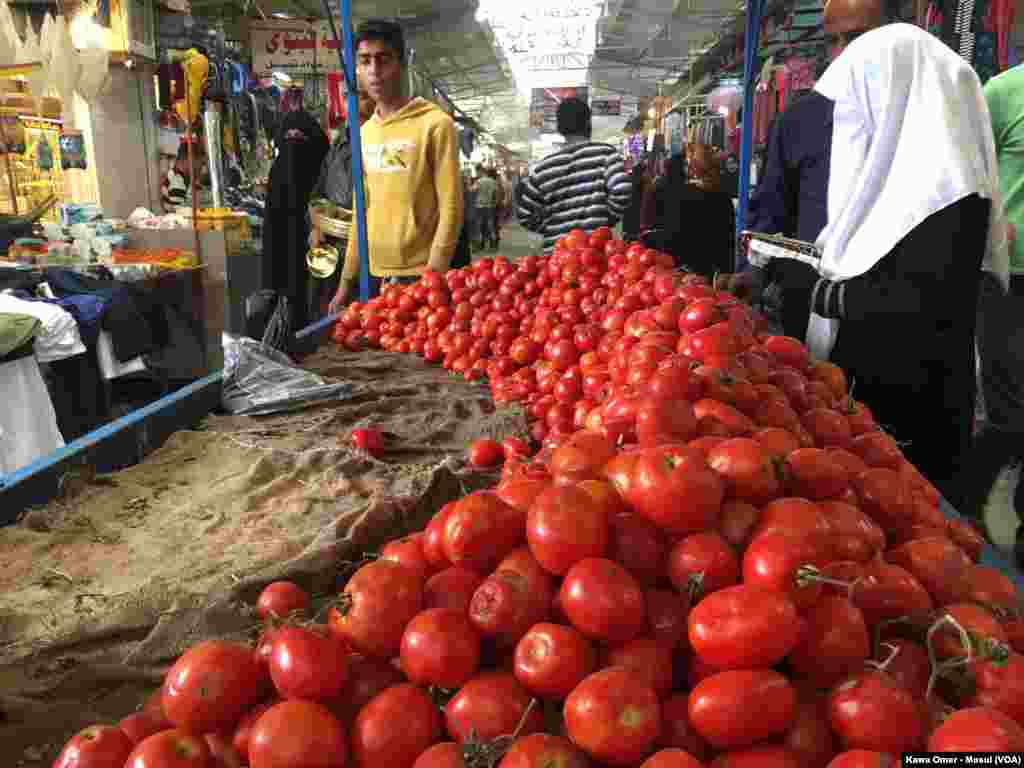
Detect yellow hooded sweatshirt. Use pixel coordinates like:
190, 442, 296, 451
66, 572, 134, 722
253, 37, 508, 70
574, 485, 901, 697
343, 98, 464, 280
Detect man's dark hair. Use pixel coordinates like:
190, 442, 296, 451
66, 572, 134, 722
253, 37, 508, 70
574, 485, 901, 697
355, 19, 406, 63
556, 98, 592, 138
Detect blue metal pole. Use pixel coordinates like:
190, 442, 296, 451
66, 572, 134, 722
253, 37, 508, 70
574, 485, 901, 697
334, 0, 371, 302
735, 0, 764, 270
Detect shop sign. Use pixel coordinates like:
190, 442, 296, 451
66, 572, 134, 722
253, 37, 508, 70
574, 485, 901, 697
529, 86, 589, 134
591, 98, 621, 116
251, 21, 321, 75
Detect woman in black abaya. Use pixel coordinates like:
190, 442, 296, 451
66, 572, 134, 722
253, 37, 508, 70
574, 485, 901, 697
262, 107, 329, 334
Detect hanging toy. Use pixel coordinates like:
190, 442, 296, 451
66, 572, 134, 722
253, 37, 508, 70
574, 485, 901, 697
60, 130, 87, 171
172, 48, 210, 126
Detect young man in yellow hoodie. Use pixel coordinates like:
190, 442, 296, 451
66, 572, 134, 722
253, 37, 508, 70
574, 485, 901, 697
329, 20, 464, 312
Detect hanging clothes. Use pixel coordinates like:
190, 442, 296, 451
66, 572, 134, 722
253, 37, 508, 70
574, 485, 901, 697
262, 110, 329, 333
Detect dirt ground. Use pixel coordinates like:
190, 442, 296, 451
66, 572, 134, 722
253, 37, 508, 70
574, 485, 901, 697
0, 345, 527, 765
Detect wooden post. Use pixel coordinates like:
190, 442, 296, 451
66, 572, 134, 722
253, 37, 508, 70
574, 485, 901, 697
0, 115, 20, 214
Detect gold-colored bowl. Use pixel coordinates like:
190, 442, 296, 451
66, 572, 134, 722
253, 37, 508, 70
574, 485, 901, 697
306, 244, 340, 279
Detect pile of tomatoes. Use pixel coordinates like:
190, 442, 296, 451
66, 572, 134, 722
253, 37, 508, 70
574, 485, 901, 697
55, 229, 1024, 768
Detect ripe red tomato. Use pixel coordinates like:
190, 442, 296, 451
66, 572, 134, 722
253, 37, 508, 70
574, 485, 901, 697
502, 437, 533, 461
500, 734, 589, 768
607, 511, 668, 587
934, 706, 1024, 753
380, 534, 433, 582
352, 684, 441, 768
657, 693, 711, 760
824, 751, 895, 768
445, 673, 544, 743
125, 730, 211, 768
886, 536, 972, 606
560, 557, 646, 645
351, 427, 385, 457
668, 532, 740, 594
604, 636, 675, 696
829, 670, 925, 753
469, 438, 504, 468
973, 652, 1024, 725
269, 626, 350, 702
469, 568, 550, 647
709, 744, 803, 768
716, 499, 761, 550
256, 581, 310, 621
787, 596, 870, 689
706, 438, 781, 504
628, 446, 725, 535
640, 750, 705, 768
401, 608, 480, 689
634, 396, 698, 447
741, 531, 826, 610
526, 484, 609, 575
564, 666, 661, 766
232, 702, 277, 764
55, 725, 135, 768
514, 622, 596, 699
442, 492, 524, 572
687, 585, 802, 669
689, 668, 797, 750
249, 701, 347, 768
422, 504, 455, 568
782, 688, 838, 768
424, 566, 485, 614
328, 559, 424, 659
119, 710, 171, 747
162, 641, 268, 734
412, 743, 464, 768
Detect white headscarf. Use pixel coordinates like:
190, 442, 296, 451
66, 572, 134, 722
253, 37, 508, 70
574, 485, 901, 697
804, 24, 1009, 359
812, 23, 1009, 286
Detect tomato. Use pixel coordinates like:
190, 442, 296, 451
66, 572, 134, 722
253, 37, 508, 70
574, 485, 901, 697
709, 745, 802, 768
946, 517, 986, 562
688, 585, 802, 670
351, 427, 385, 457
353, 684, 441, 768
706, 438, 782, 504
257, 581, 310, 621
849, 432, 901, 469
564, 666, 661, 766
752, 427, 801, 459
400, 608, 480, 689
933, 603, 1008, 660
469, 568, 550, 647
604, 636, 675, 696
248, 701, 347, 768
829, 671, 925, 753
973, 653, 1024, 727
496, 479, 549, 514
754, 497, 833, 562
669, 532, 740, 594
689, 668, 797, 749
820, 501, 885, 562
635, 396, 698, 447
269, 627, 349, 702
119, 710, 172, 747
205, 732, 242, 768
125, 731, 211, 768
640, 750, 705, 768
55, 725, 135, 768
381, 534, 433, 582
230, 702, 279, 763
469, 438, 504, 468
784, 688, 838, 768
423, 504, 455, 568
608, 511, 669, 587
928, 707, 1024, 752
500, 734, 589, 768
424, 567, 485, 614
560, 558, 646, 645
514, 622, 597, 699
163, 641, 269, 734
787, 596, 870, 689
443, 492, 524, 572
717, 500, 761, 550
762, 335, 810, 370
329, 560, 424, 659
526, 484, 609, 575
657, 694, 711, 760
693, 399, 755, 436
847, 559, 934, 626
886, 536, 972, 606
412, 743, 464, 768
824, 751, 895, 768
497, 547, 557, 597
503, 437, 533, 461
628, 446, 725, 535
446, 673, 544, 743
785, 448, 850, 500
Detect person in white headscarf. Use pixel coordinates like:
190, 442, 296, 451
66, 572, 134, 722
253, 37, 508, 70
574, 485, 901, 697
782, 24, 1008, 510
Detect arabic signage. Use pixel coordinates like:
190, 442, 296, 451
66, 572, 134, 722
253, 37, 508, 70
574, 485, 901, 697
529, 87, 589, 134
591, 98, 621, 116
250, 21, 345, 76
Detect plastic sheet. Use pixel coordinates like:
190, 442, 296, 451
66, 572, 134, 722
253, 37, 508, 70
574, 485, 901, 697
221, 332, 354, 416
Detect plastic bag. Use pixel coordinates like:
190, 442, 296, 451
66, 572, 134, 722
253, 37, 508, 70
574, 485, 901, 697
221, 332, 355, 416
76, 47, 111, 103
0, 0, 23, 68
48, 17, 80, 123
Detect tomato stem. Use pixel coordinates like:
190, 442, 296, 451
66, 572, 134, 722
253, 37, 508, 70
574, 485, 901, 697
864, 642, 902, 673
794, 565, 855, 596
685, 572, 705, 607
923, 612, 1011, 700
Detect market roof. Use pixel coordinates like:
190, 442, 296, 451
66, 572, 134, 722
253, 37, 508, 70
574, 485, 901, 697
187, 0, 519, 136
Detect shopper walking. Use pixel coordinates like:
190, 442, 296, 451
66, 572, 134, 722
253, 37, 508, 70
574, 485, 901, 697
263, 107, 329, 333
754, 24, 1007, 510
475, 167, 498, 250
962, 61, 1024, 562
651, 147, 734, 279
517, 98, 632, 253
329, 19, 463, 312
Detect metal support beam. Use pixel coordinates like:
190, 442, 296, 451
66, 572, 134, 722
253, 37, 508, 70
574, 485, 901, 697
735, 0, 763, 269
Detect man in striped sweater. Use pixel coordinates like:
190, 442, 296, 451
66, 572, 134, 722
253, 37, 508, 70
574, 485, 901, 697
518, 98, 633, 252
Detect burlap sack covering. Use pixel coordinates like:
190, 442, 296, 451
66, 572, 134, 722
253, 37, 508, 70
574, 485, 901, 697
0, 347, 526, 765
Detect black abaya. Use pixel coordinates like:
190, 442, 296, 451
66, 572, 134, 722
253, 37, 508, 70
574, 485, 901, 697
262, 110, 329, 333
825, 195, 990, 510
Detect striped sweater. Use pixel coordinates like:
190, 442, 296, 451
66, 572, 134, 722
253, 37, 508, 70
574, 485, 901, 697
517, 140, 633, 252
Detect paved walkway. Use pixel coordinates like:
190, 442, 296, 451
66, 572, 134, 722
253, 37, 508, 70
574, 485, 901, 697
472, 222, 542, 262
